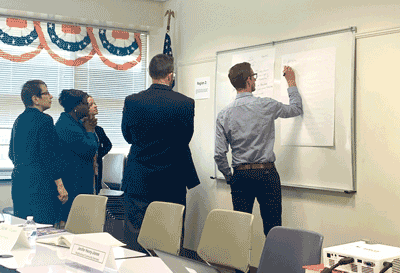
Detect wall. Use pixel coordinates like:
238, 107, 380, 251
0, 0, 163, 31
152, 0, 400, 268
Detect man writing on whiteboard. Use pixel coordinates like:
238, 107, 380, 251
214, 62, 302, 236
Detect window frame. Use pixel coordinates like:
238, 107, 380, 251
0, 16, 149, 179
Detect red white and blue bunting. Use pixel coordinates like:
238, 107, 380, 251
0, 17, 142, 70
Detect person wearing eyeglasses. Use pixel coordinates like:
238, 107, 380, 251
214, 63, 303, 237
121, 54, 200, 252
9, 80, 68, 225
55, 89, 98, 226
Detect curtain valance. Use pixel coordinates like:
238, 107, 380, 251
0, 17, 142, 70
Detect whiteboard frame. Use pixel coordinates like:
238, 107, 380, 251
214, 27, 356, 193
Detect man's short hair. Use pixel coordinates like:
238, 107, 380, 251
21, 80, 47, 108
228, 62, 252, 90
59, 89, 88, 113
149, 54, 174, 80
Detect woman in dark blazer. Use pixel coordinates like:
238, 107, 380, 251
9, 80, 68, 224
87, 95, 112, 194
55, 89, 98, 223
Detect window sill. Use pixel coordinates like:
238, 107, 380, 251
0, 179, 11, 184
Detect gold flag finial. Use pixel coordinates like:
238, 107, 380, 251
164, 9, 175, 33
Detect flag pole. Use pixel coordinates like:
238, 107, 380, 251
163, 10, 175, 56
164, 10, 175, 33
163, 9, 175, 87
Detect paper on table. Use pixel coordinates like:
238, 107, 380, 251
37, 232, 125, 248
37, 234, 74, 248
14, 223, 53, 228
37, 227, 67, 237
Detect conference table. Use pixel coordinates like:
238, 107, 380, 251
0, 214, 220, 273
154, 250, 220, 273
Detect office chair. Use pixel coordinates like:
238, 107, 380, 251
99, 189, 125, 221
137, 201, 185, 256
197, 209, 254, 273
101, 153, 126, 190
257, 226, 324, 273
99, 153, 126, 221
65, 194, 108, 234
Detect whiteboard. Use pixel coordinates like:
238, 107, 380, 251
214, 28, 356, 192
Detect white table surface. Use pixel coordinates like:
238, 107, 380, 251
0, 215, 153, 272
2, 214, 25, 225
154, 249, 220, 273
17, 257, 173, 273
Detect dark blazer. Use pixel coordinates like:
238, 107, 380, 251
94, 125, 112, 194
121, 84, 200, 204
55, 112, 98, 220
9, 108, 61, 224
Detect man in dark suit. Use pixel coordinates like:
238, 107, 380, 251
121, 54, 200, 252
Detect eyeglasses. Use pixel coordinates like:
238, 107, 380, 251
41, 91, 50, 96
249, 73, 257, 80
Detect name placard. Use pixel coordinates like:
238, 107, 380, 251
0, 224, 30, 252
68, 236, 117, 271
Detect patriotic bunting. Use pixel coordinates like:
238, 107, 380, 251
0, 17, 43, 62
0, 17, 142, 70
35, 21, 96, 66
89, 29, 142, 70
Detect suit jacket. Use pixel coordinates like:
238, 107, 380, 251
55, 112, 98, 220
9, 108, 61, 223
121, 84, 200, 203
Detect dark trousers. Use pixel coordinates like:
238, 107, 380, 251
123, 194, 186, 253
230, 166, 282, 237
123, 196, 149, 253
94, 175, 101, 195
94, 161, 103, 195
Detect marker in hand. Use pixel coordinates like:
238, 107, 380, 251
283, 65, 288, 76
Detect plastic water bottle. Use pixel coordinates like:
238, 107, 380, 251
23, 216, 37, 247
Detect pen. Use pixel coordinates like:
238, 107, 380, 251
0, 255, 13, 258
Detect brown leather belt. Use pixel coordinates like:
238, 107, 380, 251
235, 162, 275, 171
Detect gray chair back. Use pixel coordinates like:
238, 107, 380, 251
257, 226, 323, 273
102, 153, 126, 190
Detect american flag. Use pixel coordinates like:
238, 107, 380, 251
163, 33, 173, 56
